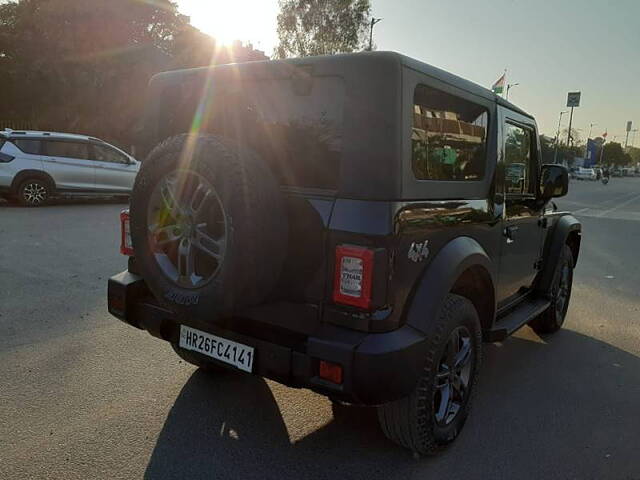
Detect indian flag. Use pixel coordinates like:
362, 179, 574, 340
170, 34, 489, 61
491, 73, 506, 95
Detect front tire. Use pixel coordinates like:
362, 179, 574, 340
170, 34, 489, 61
530, 245, 574, 334
377, 294, 482, 455
17, 178, 50, 206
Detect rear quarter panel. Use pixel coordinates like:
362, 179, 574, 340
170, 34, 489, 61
0, 142, 45, 189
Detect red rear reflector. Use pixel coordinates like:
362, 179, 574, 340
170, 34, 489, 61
120, 210, 134, 256
333, 245, 374, 309
319, 360, 343, 384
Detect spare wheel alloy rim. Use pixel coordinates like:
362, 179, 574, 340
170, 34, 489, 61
147, 169, 227, 289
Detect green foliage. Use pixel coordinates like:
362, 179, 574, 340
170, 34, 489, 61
602, 142, 632, 167
274, 0, 371, 58
627, 146, 640, 164
0, 0, 267, 151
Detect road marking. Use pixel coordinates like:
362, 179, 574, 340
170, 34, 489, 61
596, 193, 640, 218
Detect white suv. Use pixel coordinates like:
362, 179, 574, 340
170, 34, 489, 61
0, 129, 140, 206
574, 167, 597, 181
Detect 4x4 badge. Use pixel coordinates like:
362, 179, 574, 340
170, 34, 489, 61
408, 241, 429, 263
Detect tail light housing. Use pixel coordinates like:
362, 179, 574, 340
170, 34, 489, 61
120, 209, 134, 256
318, 360, 343, 384
333, 245, 374, 309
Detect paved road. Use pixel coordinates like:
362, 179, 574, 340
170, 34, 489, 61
1, 180, 639, 480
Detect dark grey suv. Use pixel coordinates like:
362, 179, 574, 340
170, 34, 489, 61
108, 52, 581, 454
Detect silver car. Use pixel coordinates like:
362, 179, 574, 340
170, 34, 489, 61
0, 129, 139, 206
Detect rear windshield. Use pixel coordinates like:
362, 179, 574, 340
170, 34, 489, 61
160, 73, 345, 190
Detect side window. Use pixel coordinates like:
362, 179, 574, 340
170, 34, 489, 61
412, 85, 488, 181
13, 139, 43, 155
504, 123, 535, 195
45, 141, 89, 160
91, 144, 129, 164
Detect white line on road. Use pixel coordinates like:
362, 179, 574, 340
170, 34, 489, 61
596, 193, 640, 218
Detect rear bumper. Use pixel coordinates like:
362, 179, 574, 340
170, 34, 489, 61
108, 270, 428, 405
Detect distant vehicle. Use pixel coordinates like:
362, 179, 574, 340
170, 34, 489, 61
574, 167, 597, 181
0, 129, 139, 206
594, 167, 602, 180
108, 52, 581, 455
568, 167, 578, 179
612, 168, 623, 177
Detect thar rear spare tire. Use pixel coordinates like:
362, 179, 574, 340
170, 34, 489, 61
129, 134, 288, 320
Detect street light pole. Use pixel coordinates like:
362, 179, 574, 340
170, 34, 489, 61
583, 123, 597, 160
506, 83, 519, 101
368, 18, 382, 51
599, 138, 606, 165
553, 110, 567, 164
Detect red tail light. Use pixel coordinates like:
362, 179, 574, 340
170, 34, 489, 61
318, 360, 343, 384
333, 245, 374, 309
120, 209, 134, 256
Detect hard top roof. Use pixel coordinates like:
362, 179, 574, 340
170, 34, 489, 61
167, 51, 533, 119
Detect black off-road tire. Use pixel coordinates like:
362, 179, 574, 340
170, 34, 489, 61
17, 178, 51, 207
129, 134, 287, 320
530, 245, 574, 335
171, 344, 227, 373
377, 294, 482, 455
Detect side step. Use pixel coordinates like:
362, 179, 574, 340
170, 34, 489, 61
485, 297, 551, 342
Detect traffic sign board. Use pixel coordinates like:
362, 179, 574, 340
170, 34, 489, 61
567, 92, 581, 107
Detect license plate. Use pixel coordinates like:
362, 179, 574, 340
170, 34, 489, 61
179, 325, 254, 373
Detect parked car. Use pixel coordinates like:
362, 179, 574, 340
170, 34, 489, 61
0, 129, 139, 206
568, 167, 578, 179
574, 167, 597, 181
108, 52, 581, 455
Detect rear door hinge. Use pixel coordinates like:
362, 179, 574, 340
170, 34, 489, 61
538, 217, 548, 228
534, 259, 543, 270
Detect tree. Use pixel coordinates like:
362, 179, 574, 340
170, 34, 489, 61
0, 0, 267, 151
602, 142, 632, 167
627, 146, 640, 165
560, 127, 583, 148
274, 0, 371, 58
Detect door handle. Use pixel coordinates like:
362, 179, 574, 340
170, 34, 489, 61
503, 225, 519, 244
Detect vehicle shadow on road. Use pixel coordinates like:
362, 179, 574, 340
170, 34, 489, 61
145, 328, 640, 480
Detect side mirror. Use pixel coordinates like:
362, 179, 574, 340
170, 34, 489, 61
540, 164, 568, 200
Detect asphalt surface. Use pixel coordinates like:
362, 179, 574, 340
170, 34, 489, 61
1, 180, 639, 480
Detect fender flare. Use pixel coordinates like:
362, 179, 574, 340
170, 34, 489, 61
536, 214, 581, 295
10, 170, 56, 194
405, 236, 496, 336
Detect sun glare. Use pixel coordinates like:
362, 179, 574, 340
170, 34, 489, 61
178, 0, 278, 52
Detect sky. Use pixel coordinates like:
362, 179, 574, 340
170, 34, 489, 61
176, 0, 640, 142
